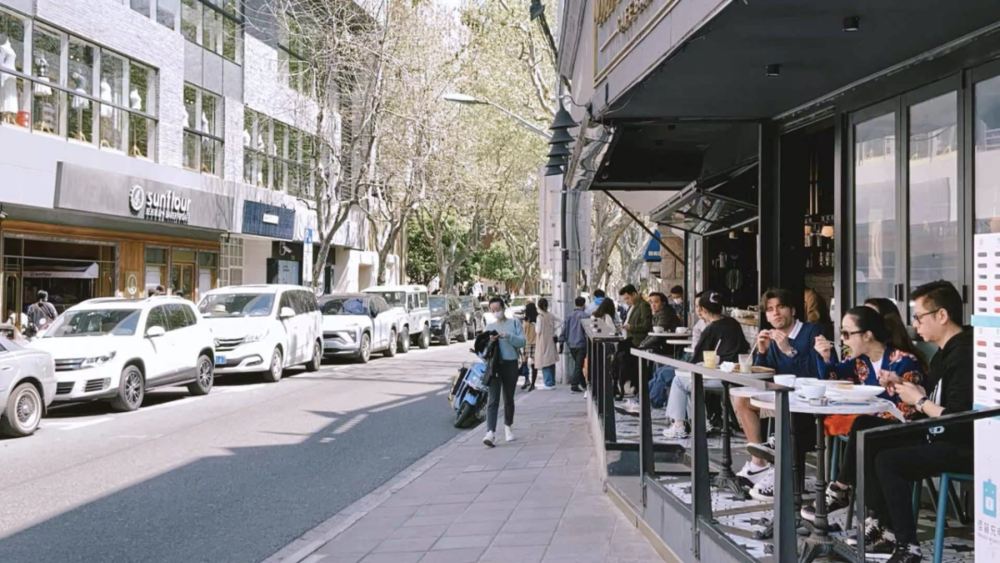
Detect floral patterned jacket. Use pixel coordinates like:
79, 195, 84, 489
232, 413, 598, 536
816, 347, 925, 420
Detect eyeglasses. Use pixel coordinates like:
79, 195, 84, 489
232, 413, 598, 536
912, 309, 941, 324
840, 330, 863, 339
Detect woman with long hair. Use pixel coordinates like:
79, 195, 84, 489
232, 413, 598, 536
520, 302, 539, 390
864, 297, 929, 372
804, 306, 926, 522
592, 296, 618, 328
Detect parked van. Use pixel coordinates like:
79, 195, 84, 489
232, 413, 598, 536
197, 285, 323, 382
362, 285, 431, 351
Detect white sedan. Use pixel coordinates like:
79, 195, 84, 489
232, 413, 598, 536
0, 334, 56, 437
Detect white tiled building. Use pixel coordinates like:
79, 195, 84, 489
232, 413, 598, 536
0, 0, 391, 320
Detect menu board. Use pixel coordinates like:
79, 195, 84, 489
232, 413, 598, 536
973, 233, 1000, 560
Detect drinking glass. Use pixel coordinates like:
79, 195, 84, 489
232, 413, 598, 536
738, 354, 752, 374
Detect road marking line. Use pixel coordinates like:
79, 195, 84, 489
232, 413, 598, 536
332, 413, 367, 434
41, 417, 113, 431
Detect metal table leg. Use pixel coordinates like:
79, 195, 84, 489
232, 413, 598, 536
712, 381, 746, 497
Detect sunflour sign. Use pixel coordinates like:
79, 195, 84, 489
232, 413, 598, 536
128, 185, 192, 224
54, 162, 234, 232
594, 0, 683, 83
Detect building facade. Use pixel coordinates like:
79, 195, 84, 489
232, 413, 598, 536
0, 0, 391, 322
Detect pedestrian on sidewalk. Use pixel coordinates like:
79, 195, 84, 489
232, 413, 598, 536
584, 289, 605, 315
483, 296, 526, 448
521, 302, 539, 390
559, 296, 589, 393
534, 297, 559, 390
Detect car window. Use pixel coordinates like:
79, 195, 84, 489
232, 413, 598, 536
183, 305, 197, 326
166, 304, 191, 330
320, 297, 368, 315
300, 291, 318, 313
368, 298, 379, 316
375, 296, 391, 314
146, 306, 168, 331
279, 291, 293, 315
419, 293, 428, 308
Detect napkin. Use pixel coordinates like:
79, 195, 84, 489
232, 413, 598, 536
719, 362, 736, 373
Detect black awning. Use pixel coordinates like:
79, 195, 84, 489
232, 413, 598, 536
649, 161, 758, 236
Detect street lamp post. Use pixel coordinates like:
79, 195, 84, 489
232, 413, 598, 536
443, 93, 552, 140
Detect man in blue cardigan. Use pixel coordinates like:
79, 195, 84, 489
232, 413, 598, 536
736, 288, 834, 501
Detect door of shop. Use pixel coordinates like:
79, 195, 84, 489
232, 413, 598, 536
850, 76, 964, 319
171, 263, 196, 299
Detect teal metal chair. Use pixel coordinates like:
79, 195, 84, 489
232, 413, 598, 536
910, 472, 972, 563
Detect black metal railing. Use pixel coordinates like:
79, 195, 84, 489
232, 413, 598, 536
583, 317, 798, 562
855, 407, 999, 562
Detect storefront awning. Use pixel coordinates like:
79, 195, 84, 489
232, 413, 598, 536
649, 161, 758, 236
23, 263, 99, 279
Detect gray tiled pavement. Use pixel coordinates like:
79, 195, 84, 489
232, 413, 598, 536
301, 388, 665, 563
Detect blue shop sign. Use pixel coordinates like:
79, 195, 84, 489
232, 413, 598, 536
644, 230, 662, 262
243, 201, 295, 240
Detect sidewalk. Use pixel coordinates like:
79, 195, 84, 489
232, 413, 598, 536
269, 387, 666, 563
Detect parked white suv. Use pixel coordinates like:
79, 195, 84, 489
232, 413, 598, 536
29, 297, 216, 412
363, 285, 431, 351
318, 293, 406, 363
198, 285, 323, 382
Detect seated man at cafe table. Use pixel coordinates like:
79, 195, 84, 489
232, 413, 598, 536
620, 292, 683, 413
613, 284, 652, 400
835, 281, 972, 563
732, 287, 831, 501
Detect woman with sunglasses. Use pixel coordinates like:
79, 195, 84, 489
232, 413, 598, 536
803, 306, 926, 525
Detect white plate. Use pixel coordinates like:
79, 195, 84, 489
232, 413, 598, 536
828, 385, 885, 401
795, 379, 843, 388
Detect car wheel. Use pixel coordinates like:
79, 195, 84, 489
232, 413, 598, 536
357, 333, 371, 363
384, 330, 398, 357
187, 354, 214, 396
0, 382, 43, 438
441, 324, 451, 345
418, 327, 430, 349
111, 365, 145, 412
399, 328, 410, 354
263, 347, 283, 383
306, 340, 322, 372
457, 324, 468, 342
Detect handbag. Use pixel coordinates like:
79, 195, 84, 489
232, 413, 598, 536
518, 362, 529, 377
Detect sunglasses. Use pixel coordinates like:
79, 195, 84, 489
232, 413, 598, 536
840, 330, 863, 339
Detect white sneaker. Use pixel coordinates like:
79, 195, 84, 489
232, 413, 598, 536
538, 385, 554, 391
622, 399, 641, 414
749, 467, 775, 501
583, 390, 590, 399
736, 460, 772, 485
483, 431, 495, 448
661, 425, 689, 440
505, 425, 515, 442
746, 436, 777, 462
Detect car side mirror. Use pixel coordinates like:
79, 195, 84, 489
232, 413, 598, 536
279, 306, 295, 319
146, 325, 166, 338
370, 309, 379, 318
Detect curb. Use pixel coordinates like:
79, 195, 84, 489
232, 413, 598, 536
260, 383, 536, 563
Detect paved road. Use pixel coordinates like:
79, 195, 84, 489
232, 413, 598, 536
0, 343, 475, 563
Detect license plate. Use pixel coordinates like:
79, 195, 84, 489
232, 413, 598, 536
215, 355, 226, 366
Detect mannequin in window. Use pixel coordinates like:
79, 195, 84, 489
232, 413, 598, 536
130, 88, 143, 111
70, 71, 90, 142
1, 34, 19, 124
33, 56, 54, 134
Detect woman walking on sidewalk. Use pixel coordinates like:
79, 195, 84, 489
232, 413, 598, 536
483, 296, 526, 447
534, 298, 559, 390
521, 302, 539, 390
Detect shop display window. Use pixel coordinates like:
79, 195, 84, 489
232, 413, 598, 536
0, 10, 158, 160
182, 83, 223, 176
157, 0, 180, 30
179, 0, 241, 64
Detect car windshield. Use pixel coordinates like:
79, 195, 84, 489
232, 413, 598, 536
460, 297, 474, 309
511, 297, 534, 307
429, 296, 447, 312
371, 292, 405, 307
199, 293, 275, 318
321, 298, 368, 316
44, 309, 140, 337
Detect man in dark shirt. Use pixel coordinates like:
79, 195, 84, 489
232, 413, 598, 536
639, 292, 680, 352
855, 281, 974, 563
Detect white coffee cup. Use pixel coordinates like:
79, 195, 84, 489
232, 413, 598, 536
652, 326, 664, 334
798, 384, 826, 400
675, 327, 686, 334
773, 375, 797, 388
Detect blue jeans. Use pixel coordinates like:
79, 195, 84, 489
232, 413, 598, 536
542, 365, 556, 387
649, 365, 677, 409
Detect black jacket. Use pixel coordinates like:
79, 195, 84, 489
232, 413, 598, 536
475, 330, 501, 385
693, 317, 750, 364
921, 328, 974, 445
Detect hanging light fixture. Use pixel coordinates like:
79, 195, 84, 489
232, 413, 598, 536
842, 16, 860, 32
544, 102, 579, 176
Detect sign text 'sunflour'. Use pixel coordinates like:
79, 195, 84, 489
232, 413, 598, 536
129, 185, 192, 225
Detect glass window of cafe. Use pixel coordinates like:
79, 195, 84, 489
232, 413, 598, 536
2, 236, 116, 325
144, 247, 218, 301
850, 63, 1000, 319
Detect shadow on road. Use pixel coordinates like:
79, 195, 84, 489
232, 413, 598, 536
0, 383, 463, 563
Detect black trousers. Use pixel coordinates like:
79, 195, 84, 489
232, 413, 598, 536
570, 347, 586, 386
837, 415, 899, 487
487, 360, 518, 432
872, 439, 973, 545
